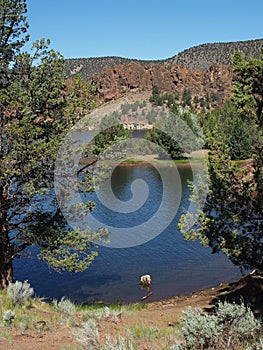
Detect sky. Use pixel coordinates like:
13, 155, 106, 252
26, 0, 263, 60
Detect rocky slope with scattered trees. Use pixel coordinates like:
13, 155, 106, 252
65, 39, 263, 79
64, 39, 262, 104
169, 39, 263, 71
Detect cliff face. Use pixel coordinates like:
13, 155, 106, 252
92, 61, 234, 104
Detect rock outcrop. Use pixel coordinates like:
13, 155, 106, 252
65, 39, 262, 80
92, 60, 234, 105
64, 39, 263, 106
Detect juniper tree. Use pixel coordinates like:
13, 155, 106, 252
203, 100, 254, 160
179, 48, 263, 271
0, 0, 106, 288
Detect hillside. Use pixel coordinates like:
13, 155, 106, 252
64, 56, 159, 81
91, 60, 234, 103
169, 38, 263, 71
64, 38, 263, 80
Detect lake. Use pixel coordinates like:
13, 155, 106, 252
14, 160, 241, 303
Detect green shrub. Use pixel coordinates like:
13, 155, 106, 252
171, 301, 261, 349
2, 309, 15, 325
7, 280, 34, 306
246, 338, 263, 350
53, 297, 76, 315
181, 307, 218, 349
74, 319, 100, 350
216, 301, 260, 337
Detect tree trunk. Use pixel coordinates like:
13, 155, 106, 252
0, 239, 14, 288
0, 209, 14, 288
0, 258, 14, 289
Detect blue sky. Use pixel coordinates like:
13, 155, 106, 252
26, 0, 263, 60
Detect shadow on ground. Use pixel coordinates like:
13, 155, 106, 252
205, 273, 263, 317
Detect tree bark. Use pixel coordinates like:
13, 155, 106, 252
0, 208, 14, 288
0, 257, 14, 289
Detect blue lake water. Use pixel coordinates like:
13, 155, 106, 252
14, 163, 241, 303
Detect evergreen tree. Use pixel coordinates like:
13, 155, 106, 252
145, 109, 201, 160
145, 126, 184, 159
231, 49, 263, 126
93, 113, 130, 155
179, 48, 263, 271
181, 88, 192, 107
204, 101, 254, 160
0, 0, 106, 288
149, 85, 163, 106
226, 117, 253, 160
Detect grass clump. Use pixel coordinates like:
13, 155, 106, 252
53, 297, 76, 315
75, 319, 135, 350
79, 302, 144, 323
102, 335, 134, 350
0, 284, 51, 336
74, 319, 100, 350
88, 306, 121, 323
129, 324, 162, 341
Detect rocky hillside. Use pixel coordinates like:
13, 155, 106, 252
92, 61, 233, 104
169, 39, 263, 71
65, 39, 262, 80
64, 56, 159, 81
64, 39, 262, 105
